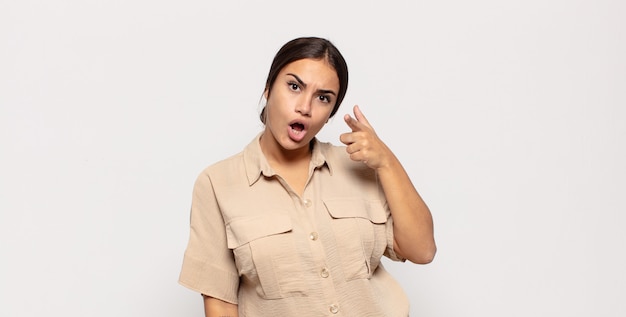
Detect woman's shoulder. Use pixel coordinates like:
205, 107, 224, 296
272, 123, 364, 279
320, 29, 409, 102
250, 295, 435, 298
194, 150, 246, 185
316, 139, 347, 158
316, 140, 375, 176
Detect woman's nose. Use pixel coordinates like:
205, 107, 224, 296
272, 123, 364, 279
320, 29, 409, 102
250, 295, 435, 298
295, 95, 312, 116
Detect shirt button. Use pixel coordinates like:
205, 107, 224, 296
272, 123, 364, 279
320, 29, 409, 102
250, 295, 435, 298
320, 267, 330, 278
303, 199, 312, 207
329, 304, 339, 314
309, 232, 319, 241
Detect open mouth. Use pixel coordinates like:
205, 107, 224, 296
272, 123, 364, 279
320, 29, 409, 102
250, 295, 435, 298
288, 121, 307, 142
290, 122, 305, 134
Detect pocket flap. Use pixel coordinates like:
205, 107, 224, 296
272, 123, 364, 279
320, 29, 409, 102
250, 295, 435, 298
225, 214, 292, 249
323, 199, 388, 224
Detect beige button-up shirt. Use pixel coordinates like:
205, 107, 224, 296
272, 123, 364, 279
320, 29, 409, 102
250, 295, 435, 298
179, 133, 410, 316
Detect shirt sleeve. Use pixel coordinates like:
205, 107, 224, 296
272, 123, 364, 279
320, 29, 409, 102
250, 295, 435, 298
383, 214, 406, 262
178, 169, 240, 304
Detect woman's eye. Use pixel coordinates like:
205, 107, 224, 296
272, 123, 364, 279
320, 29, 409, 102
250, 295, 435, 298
288, 82, 300, 91
318, 95, 331, 103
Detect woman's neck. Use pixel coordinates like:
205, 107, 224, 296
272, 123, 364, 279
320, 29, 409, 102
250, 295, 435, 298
259, 131, 312, 167
259, 131, 312, 196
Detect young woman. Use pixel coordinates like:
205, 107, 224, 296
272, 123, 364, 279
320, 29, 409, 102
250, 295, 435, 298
179, 37, 436, 317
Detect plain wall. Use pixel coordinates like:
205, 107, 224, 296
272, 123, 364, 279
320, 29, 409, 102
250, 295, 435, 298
1, 0, 625, 316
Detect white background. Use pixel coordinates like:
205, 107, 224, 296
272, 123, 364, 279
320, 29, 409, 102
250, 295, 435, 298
1, 1, 625, 316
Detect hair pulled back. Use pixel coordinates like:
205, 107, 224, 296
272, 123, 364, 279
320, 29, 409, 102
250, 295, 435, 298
260, 37, 349, 124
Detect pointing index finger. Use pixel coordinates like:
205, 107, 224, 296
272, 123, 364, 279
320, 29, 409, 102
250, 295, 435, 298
352, 105, 372, 129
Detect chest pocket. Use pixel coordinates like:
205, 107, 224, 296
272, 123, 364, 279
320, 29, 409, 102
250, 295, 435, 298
225, 212, 307, 299
323, 199, 389, 281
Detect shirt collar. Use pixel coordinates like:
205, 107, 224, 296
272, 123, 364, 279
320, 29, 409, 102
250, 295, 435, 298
243, 132, 332, 186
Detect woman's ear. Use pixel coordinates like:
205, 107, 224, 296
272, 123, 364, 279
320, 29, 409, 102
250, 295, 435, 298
263, 87, 269, 100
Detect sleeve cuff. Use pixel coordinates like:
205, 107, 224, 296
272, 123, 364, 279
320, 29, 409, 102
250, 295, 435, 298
178, 253, 240, 304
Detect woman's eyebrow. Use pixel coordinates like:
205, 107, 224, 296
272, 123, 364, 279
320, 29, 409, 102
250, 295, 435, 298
287, 73, 307, 88
287, 73, 337, 96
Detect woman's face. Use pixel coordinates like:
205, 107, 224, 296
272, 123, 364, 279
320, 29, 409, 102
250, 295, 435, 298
262, 58, 340, 154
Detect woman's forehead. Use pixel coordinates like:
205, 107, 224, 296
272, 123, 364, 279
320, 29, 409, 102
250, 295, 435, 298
279, 58, 339, 87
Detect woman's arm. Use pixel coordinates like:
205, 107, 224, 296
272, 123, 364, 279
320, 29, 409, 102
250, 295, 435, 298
340, 105, 436, 264
203, 295, 239, 317
375, 152, 436, 264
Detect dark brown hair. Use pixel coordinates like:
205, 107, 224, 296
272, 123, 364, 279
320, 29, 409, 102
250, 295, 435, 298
260, 37, 349, 123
